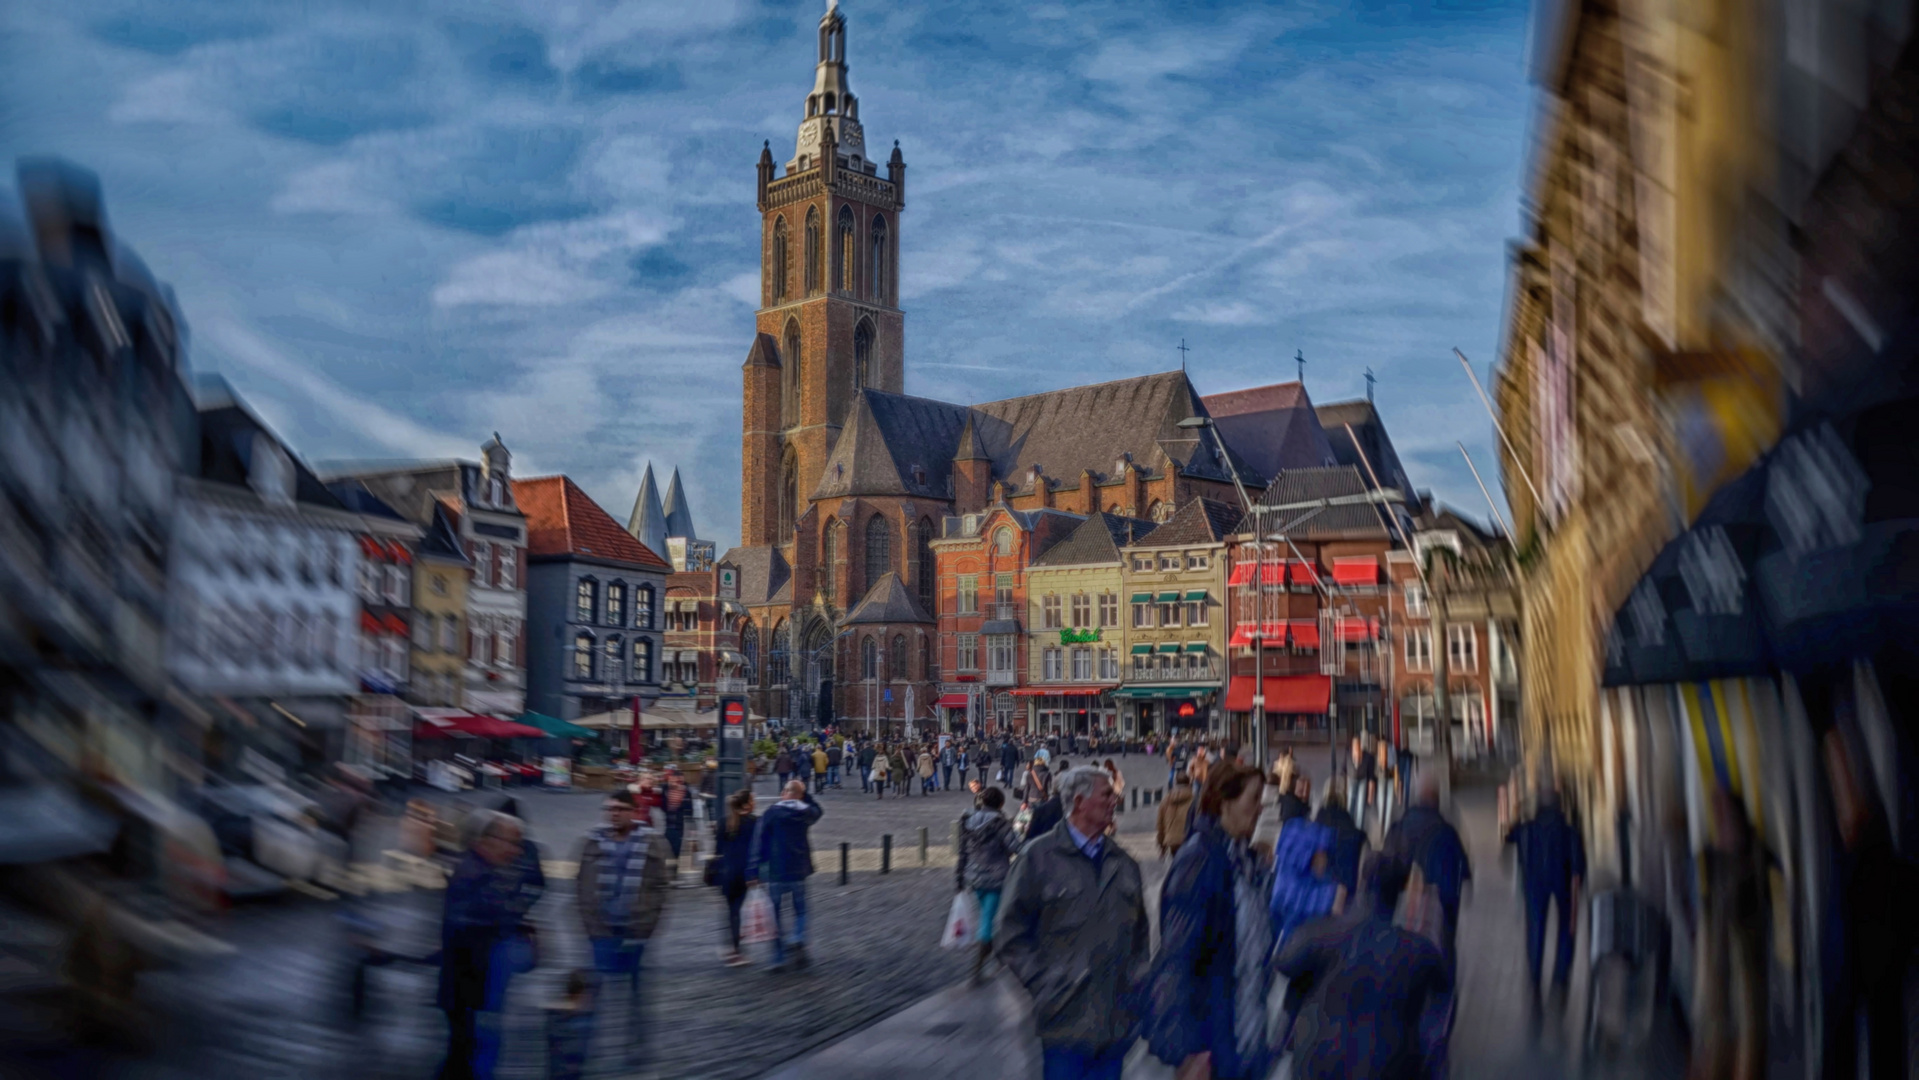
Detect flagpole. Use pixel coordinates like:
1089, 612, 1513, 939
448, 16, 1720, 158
1452, 347, 1543, 515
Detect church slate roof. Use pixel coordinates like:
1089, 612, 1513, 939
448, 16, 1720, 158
841, 572, 935, 625
661, 467, 697, 540
1316, 399, 1416, 502
972, 370, 1246, 490
515, 475, 672, 569
1139, 497, 1240, 547
744, 332, 780, 368
1029, 511, 1157, 568
628, 464, 668, 556
809, 371, 1251, 502
1240, 466, 1394, 539
1201, 382, 1337, 480
811, 389, 970, 500
718, 545, 791, 607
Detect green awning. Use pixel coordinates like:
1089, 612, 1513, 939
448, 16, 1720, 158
1156, 591, 1180, 603
1184, 642, 1209, 654
1184, 590, 1209, 602
1130, 644, 1154, 655
515, 712, 597, 738
1156, 643, 1181, 654
1130, 593, 1151, 604
1111, 686, 1218, 699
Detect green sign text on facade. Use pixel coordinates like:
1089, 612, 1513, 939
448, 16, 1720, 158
1058, 628, 1103, 644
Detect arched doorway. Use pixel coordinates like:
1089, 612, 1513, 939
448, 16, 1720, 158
801, 619, 836, 728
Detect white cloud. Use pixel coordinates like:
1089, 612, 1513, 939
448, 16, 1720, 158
432, 209, 672, 308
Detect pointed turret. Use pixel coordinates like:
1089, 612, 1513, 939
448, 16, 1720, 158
662, 467, 697, 540
953, 410, 992, 514
954, 411, 987, 461
789, 0, 868, 172
627, 464, 667, 557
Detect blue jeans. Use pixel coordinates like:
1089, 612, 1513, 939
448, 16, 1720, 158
828, 765, 840, 786
942, 766, 954, 789
588, 938, 645, 1064
1524, 885, 1576, 990
767, 880, 808, 963
1041, 1044, 1128, 1080
974, 888, 1002, 944
860, 766, 871, 792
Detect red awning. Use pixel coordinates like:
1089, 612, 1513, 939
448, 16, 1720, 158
388, 540, 413, 565
358, 535, 383, 559
1286, 560, 1322, 587
360, 611, 383, 635
1011, 686, 1113, 697
431, 713, 552, 740
1332, 557, 1379, 586
1228, 563, 1255, 587
1288, 620, 1320, 648
381, 613, 408, 636
1335, 616, 1376, 643
1229, 624, 1256, 648
936, 694, 970, 708
1224, 674, 1333, 713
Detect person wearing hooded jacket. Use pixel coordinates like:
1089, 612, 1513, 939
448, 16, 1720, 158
956, 786, 1020, 983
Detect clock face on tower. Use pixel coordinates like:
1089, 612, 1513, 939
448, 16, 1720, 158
839, 120, 864, 152
799, 119, 820, 146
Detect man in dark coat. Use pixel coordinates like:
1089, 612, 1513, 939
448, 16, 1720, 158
750, 780, 823, 970
1381, 775, 1472, 965
1503, 783, 1585, 998
857, 740, 877, 792
438, 810, 526, 1080
1275, 855, 1453, 1080
1000, 737, 1021, 785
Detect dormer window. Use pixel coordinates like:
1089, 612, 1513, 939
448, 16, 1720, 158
488, 477, 503, 506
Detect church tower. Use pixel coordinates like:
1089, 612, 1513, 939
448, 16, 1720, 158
742, 1, 906, 551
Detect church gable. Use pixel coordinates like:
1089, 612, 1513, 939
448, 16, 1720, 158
970, 370, 1240, 492
810, 388, 968, 501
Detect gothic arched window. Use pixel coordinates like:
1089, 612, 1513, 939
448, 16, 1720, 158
890, 634, 906, 680
821, 522, 840, 606
861, 635, 879, 680
864, 513, 893, 587
804, 207, 821, 295
779, 448, 799, 537
771, 216, 789, 303
915, 518, 936, 615
869, 214, 888, 304
836, 205, 856, 293
741, 622, 759, 685
993, 527, 1013, 555
781, 318, 802, 429
853, 318, 874, 390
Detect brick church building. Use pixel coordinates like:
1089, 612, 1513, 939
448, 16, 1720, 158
719, 6, 1386, 730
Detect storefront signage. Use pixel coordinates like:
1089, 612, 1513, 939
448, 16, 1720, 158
1058, 628, 1102, 644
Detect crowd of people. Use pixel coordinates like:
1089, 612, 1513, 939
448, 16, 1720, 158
426, 724, 1586, 1080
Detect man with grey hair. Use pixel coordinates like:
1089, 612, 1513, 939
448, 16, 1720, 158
997, 765, 1149, 1080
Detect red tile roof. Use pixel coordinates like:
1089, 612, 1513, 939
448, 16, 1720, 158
512, 476, 671, 570
1201, 381, 1307, 418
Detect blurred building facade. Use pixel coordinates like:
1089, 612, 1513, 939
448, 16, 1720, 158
1495, 0, 1919, 1070
0, 160, 200, 794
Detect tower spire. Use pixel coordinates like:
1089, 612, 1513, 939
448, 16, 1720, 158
789, 0, 867, 173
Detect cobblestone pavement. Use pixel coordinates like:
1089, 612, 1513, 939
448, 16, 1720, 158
0, 750, 1183, 1080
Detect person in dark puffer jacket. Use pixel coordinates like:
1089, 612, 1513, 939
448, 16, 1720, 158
956, 786, 1021, 982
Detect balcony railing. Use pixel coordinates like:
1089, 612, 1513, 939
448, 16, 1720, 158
1128, 661, 1221, 683
984, 669, 1018, 686
993, 603, 1018, 620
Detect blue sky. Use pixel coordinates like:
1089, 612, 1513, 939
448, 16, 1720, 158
2, 0, 1534, 548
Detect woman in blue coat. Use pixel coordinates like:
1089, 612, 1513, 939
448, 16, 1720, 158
714, 789, 759, 967
1143, 761, 1273, 1080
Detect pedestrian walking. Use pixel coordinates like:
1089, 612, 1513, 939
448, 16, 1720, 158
575, 792, 671, 1065
774, 747, 794, 789
1025, 759, 1067, 841
955, 785, 1020, 983
811, 744, 829, 793
996, 766, 1150, 1080
794, 744, 815, 793
1157, 772, 1195, 859
892, 746, 913, 798
1314, 777, 1369, 900
1502, 779, 1584, 1006
1381, 772, 1472, 967
750, 780, 823, 970
1000, 737, 1021, 786
919, 746, 937, 795
858, 740, 877, 793
660, 767, 690, 865
941, 741, 957, 791
1273, 855, 1454, 1080
715, 789, 759, 967
1143, 760, 1274, 1080
869, 749, 890, 799
436, 809, 526, 1080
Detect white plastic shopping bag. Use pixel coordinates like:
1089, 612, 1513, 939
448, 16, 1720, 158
938, 890, 981, 949
741, 886, 776, 945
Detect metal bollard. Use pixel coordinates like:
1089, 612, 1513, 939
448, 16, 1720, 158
919, 826, 929, 865
1131, 788, 1139, 811
882, 834, 891, 874
840, 842, 850, 886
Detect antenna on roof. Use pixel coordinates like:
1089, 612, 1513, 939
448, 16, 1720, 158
1364, 367, 1376, 403
1295, 349, 1305, 383
1176, 338, 1190, 372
